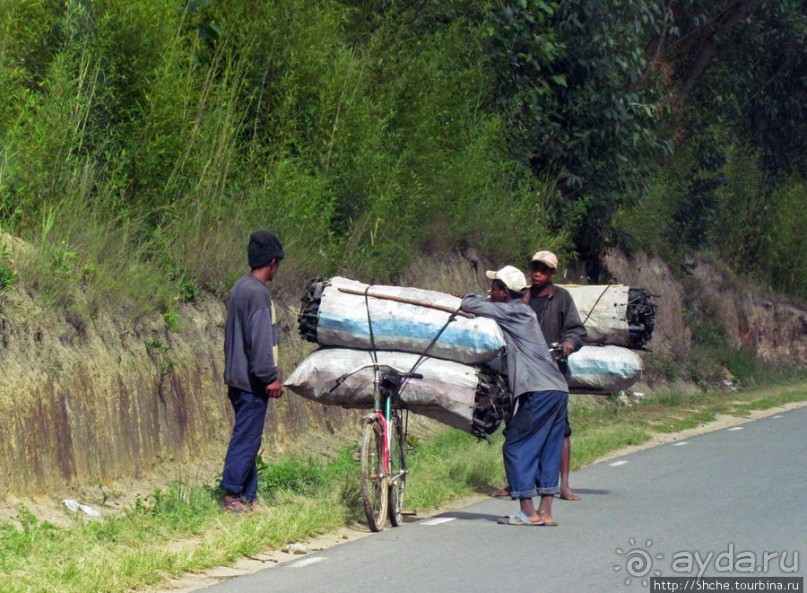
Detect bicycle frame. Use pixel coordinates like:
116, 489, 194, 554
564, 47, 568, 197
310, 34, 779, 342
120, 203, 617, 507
368, 364, 411, 480
334, 362, 420, 531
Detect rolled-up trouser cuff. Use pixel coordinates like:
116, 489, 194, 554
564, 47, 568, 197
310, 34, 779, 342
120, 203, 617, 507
509, 488, 538, 499
538, 486, 560, 496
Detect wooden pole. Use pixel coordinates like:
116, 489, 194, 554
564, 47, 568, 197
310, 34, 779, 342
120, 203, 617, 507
336, 286, 474, 318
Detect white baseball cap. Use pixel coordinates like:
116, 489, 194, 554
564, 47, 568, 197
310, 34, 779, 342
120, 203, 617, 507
485, 265, 528, 292
531, 250, 558, 270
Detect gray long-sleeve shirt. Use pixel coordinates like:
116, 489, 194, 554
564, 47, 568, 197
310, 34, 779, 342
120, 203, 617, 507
224, 275, 279, 394
461, 295, 567, 397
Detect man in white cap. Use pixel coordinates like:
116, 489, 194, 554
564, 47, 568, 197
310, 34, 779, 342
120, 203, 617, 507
462, 266, 569, 526
526, 250, 586, 502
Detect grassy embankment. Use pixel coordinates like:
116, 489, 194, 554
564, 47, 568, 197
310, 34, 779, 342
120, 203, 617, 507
1, 379, 805, 593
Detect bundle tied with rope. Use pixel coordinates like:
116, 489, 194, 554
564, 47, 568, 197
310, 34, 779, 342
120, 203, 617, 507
288, 277, 511, 436
297, 277, 506, 364
562, 284, 658, 350
284, 348, 511, 437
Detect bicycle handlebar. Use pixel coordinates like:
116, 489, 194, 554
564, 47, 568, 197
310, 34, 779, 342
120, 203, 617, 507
329, 362, 423, 393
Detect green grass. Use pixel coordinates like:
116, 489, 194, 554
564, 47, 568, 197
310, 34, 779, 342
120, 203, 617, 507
0, 381, 805, 593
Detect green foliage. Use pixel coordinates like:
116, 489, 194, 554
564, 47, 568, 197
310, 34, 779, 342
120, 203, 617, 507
163, 306, 181, 332
714, 149, 807, 299
613, 128, 728, 263
0, 243, 16, 292
0, 0, 803, 312
684, 308, 727, 348
674, 0, 807, 180
0, 506, 59, 571
178, 278, 198, 303
642, 352, 681, 383
765, 180, 807, 298
256, 455, 329, 497
669, 131, 726, 252
1, 0, 570, 308
487, 0, 674, 273
616, 132, 806, 300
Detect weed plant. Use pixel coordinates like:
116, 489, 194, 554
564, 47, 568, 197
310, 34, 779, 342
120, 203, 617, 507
0, 243, 16, 292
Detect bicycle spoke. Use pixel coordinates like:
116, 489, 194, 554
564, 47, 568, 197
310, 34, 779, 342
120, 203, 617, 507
388, 414, 407, 527
360, 417, 388, 532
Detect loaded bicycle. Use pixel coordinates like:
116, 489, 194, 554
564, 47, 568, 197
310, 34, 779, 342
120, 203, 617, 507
330, 362, 422, 532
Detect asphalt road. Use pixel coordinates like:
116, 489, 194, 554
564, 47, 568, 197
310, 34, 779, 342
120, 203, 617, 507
201, 406, 806, 593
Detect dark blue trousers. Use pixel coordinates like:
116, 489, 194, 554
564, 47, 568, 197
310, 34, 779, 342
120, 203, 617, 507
503, 390, 568, 498
220, 387, 269, 502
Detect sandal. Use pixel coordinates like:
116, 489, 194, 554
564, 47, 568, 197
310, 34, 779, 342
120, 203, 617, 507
497, 511, 544, 526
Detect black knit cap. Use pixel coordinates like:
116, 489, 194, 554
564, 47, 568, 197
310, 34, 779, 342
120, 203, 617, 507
248, 230, 284, 268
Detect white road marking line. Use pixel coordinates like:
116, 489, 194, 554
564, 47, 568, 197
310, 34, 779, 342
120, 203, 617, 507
727, 426, 744, 431
421, 517, 455, 526
672, 441, 689, 446
772, 415, 783, 419
287, 557, 326, 568
609, 460, 629, 466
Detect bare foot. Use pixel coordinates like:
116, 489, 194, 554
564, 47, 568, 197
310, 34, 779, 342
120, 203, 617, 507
560, 489, 581, 501
535, 514, 558, 526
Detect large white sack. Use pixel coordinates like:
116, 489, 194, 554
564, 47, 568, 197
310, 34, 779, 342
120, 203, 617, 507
566, 345, 643, 393
304, 277, 506, 364
284, 347, 504, 433
563, 284, 631, 346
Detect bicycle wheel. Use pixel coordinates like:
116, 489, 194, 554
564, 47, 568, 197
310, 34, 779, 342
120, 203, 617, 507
360, 416, 388, 532
388, 413, 407, 527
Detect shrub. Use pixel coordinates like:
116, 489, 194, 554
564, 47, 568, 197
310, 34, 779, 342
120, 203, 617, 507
0, 244, 16, 292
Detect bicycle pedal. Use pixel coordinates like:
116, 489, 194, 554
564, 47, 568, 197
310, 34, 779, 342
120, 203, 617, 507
401, 509, 417, 516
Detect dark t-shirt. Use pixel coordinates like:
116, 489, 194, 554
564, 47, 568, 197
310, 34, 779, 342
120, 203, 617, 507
529, 295, 549, 322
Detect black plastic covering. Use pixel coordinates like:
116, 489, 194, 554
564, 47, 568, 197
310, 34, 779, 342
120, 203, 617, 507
627, 288, 658, 350
298, 277, 326, 342
471, 368, 511, 438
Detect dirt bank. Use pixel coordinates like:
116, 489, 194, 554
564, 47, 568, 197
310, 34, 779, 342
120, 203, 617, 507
1, 239, 805, 500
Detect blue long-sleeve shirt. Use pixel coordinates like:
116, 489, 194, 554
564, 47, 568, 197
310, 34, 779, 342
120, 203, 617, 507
461, 294, 567, 397
224, 275, 279, 394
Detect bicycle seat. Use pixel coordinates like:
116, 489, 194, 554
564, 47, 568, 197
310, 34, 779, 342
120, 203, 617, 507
380, 371, 423, 399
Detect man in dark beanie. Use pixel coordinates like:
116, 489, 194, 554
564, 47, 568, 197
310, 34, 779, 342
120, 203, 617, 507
220, 230, 284, 512
247, 229, 285, 268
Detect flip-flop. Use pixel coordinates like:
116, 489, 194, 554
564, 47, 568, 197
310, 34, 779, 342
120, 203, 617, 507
535, 516, 558, 526
497, 511, 544, 526
559, 492, 582, 501
491, 488, 511, 498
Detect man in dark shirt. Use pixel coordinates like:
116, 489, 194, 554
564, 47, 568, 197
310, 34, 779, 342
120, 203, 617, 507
220, 230, 284, 512
525, 250, 586, 502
